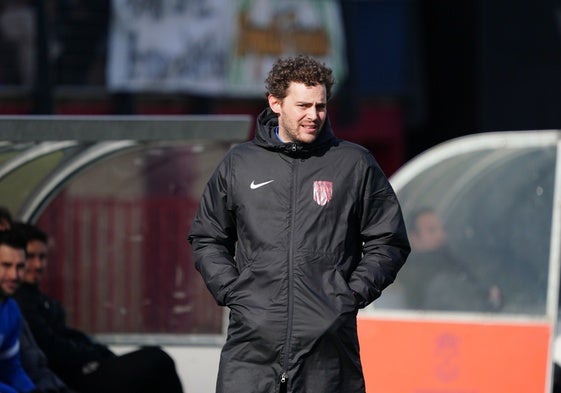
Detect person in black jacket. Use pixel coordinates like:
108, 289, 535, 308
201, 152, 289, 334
400, 208, 502, 311
12, 223, 184, 393
189, 55, 410, 393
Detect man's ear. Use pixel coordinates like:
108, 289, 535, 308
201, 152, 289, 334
268, 95, 282, 114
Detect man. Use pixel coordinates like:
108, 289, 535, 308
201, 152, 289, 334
407, 207, 447, 253
400, 208, 501, 311
13, 223, 184, 393
0, 209, 70, 393
188, 55, 410, 393
0, 230, 38, 393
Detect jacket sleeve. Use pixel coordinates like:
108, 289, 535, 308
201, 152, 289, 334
188, 154, 239, 306
19, 319, 69, 393
348, 157, 411, 308
0, 303, 36, 393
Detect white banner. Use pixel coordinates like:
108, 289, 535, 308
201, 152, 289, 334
107, 0, 346, 96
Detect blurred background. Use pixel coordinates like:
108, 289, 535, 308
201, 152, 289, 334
2, 0, 560, 176
3, 3, 561, 390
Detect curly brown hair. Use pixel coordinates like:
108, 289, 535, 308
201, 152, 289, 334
265, 55, 335, 100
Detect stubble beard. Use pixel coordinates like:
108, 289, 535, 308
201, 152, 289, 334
279, 120, 321, 145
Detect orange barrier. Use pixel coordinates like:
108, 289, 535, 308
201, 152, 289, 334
358, 316, 551, 393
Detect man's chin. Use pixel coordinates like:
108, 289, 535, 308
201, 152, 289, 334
298, 134, 319, 144
1, 286, 17, 297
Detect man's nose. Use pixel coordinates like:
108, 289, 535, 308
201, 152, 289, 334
8, 266, 20, 280
306, 107, 318, 120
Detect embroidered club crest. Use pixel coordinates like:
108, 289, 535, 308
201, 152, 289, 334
313, 181, 333, 206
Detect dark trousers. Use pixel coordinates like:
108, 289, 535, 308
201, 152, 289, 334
72, 346, 183, 393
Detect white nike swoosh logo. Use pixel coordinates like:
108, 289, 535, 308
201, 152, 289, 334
250, 180, 274, 189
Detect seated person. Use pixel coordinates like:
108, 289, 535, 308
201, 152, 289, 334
398, 208, 501, 311
0, 209, 69, 392
0, 229, 38, 393
13, 223, 183, 393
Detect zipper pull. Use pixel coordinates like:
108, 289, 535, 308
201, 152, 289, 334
280, 372, 288, 384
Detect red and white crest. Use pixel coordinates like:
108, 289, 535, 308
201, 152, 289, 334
313, 181, 333, 206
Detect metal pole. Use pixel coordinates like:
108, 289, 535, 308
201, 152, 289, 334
33, 0, 53, 114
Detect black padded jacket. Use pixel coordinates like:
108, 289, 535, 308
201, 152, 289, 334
189, 108, 410, 393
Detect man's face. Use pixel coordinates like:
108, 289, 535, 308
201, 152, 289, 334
24, 239, 47, 286
268, 81, 327, 144
0, 244, 25, 298
411, 212, 447, 252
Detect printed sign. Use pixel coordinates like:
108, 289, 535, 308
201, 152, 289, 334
107, 0, 346, 95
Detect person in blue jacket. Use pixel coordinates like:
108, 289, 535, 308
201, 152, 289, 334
0, 229, 38, 393
189, 55, 410, 393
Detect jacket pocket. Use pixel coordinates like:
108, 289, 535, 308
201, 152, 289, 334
224, 257, 254, 306
296, 252, 356, 314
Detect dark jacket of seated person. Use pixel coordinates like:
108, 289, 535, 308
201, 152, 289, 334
20, 318, 75, 393
14, 282, 183, 393
14, 282, 115, 389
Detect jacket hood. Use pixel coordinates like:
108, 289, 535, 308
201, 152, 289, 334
253, 107, 337, 156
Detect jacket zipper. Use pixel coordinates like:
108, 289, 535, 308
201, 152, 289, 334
281, 158, 299, 388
